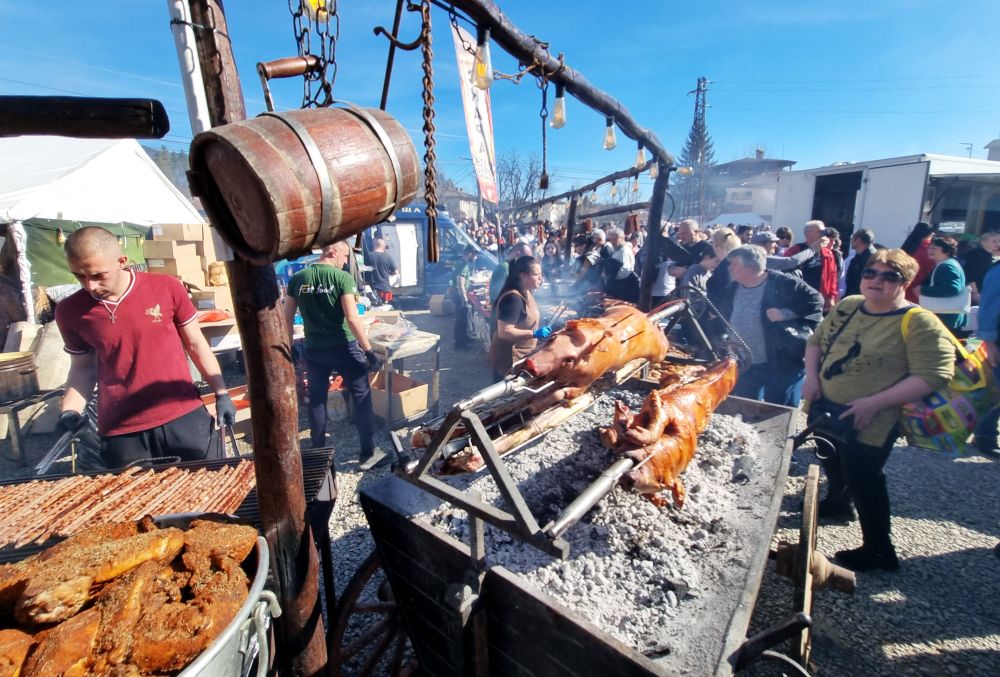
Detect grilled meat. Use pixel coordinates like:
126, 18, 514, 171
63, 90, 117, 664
524, 305, 668, 398
616, 359, 738, 506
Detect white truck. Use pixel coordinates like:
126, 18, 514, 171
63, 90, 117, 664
772, 154, 1000, 246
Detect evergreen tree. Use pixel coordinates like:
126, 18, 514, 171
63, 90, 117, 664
672, 119, 715, 220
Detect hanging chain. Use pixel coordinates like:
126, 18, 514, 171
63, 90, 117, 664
288, 0, 339, 107
448, 7, 477, 57
539, 79, 549, 191
417, 0, 439, 262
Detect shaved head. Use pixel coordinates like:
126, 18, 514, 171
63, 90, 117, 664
64, 226, 122, 261
63, 227, 130, 299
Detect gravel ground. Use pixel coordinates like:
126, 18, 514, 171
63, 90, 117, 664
3, 306, 999, 674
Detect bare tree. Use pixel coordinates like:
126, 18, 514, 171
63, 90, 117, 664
496, 150, 550, 210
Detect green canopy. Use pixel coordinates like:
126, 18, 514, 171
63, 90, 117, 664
22, 218, 148, 287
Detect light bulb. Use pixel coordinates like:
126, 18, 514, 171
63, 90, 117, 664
677, 166, 694, 176
473, 27, 493, 90
551, 84, 566, 128
118, 236, 126, 249
302, 0, 328, 22
632, 177, 640, 193
55, 228, 66, 245
602, 117, 616, 150
634, 143, 645, 170
539, 172, 549, 191
649, 161, 659, 179
610, 181, 617, 198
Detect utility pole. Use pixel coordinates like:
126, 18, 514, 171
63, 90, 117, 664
690, 76, 709, 223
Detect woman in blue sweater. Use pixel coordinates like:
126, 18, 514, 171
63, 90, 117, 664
920, 236, 966, 333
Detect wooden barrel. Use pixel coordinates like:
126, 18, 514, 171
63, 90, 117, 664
0, 352, 39, 402
189, 105, 420, 263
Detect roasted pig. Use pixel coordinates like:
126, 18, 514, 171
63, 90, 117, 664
615, 359, 738, 506
524, 305, 669, 398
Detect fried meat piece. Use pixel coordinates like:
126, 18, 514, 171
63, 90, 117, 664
20, 607, 100, 677
90, 560, 164, 675
0, 628, 35, 677
131, 554, 249, 674
182, 520, 257, 565
15, 528, 185, 626
1, 521, 144, 617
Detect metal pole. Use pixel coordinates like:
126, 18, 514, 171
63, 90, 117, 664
185, 2, 327, 674
638, 163, 672, 312
378, 0, 406, 110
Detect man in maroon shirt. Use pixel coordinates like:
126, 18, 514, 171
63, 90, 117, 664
54, 227, 237, 468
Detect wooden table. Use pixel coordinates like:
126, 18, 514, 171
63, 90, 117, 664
0, 389, 63, 465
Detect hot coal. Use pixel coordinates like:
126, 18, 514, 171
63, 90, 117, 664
420, 385, 785, 675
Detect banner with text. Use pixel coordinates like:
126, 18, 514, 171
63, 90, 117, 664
451, 24, 499, 204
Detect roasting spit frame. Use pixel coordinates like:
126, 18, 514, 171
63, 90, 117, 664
390, 299, 734, 560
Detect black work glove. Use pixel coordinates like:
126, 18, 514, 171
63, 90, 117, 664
57, 410, 85, 434
365, 349, 383, 373
215, 394, 238, 428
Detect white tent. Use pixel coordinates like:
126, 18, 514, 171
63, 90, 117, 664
0, 136, 204, 226
0, 136, 205, 323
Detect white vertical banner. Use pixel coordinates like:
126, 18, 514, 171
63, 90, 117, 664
451, 24, 499, 205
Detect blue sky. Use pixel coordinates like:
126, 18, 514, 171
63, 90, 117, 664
2, 1, 998, 199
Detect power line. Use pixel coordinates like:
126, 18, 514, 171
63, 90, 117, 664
711, 105, 1000, 115
713, 83, 1000, 93
717, 74, 1000, 85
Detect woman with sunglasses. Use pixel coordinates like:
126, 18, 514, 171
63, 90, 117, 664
920, 236, 967, 334
802, 249, 954, 572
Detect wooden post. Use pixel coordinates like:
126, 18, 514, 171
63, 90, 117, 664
563, 196, 578, 262
638, 164, 672, 312
186, 2, 328, 674
0, 96, 169, 139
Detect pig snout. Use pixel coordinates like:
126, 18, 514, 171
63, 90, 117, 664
524, 334, 580, 376
621, 467, 661, 495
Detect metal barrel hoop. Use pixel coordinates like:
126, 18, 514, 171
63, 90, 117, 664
258, 111, 339, 250
332, 99, 405, 222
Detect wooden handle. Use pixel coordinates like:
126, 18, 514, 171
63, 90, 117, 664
256, 55, 320, 80
0, 96, 169, 139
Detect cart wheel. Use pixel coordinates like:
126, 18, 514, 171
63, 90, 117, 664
330, 551, 412, 677
792, 464, 820, 668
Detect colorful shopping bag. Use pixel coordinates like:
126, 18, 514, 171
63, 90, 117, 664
899, 309, 997, 455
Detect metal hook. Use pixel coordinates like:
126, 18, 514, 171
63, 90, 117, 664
373, 25, 425, 51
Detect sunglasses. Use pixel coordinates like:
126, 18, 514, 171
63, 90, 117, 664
861, 268, 905, 284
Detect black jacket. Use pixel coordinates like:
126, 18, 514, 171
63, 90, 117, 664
713, 270, 824, 367
844, 246, 875, 297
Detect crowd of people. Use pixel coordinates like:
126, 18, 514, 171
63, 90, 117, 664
461, 215, 1000, 572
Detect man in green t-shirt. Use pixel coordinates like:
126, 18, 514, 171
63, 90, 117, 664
451, 244, 479, 350
284, 241, 385, 468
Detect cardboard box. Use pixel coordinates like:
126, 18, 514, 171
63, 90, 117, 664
368, 310, 402, 324
429, 294, 454, 316
143, 240, 199, 261
191, 286, 234, 312
146, 257, 206, 285
369, 371, 428, 423
152, 223, 203, 241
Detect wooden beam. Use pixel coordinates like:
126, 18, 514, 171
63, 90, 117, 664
498, 160, 653, 215
638, 165, 672, 311
578, 202, 651, 220
186, 2, 328, 674
0, 96, 169, 139
563, 196, 578, 261
448, 0, 675, 167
